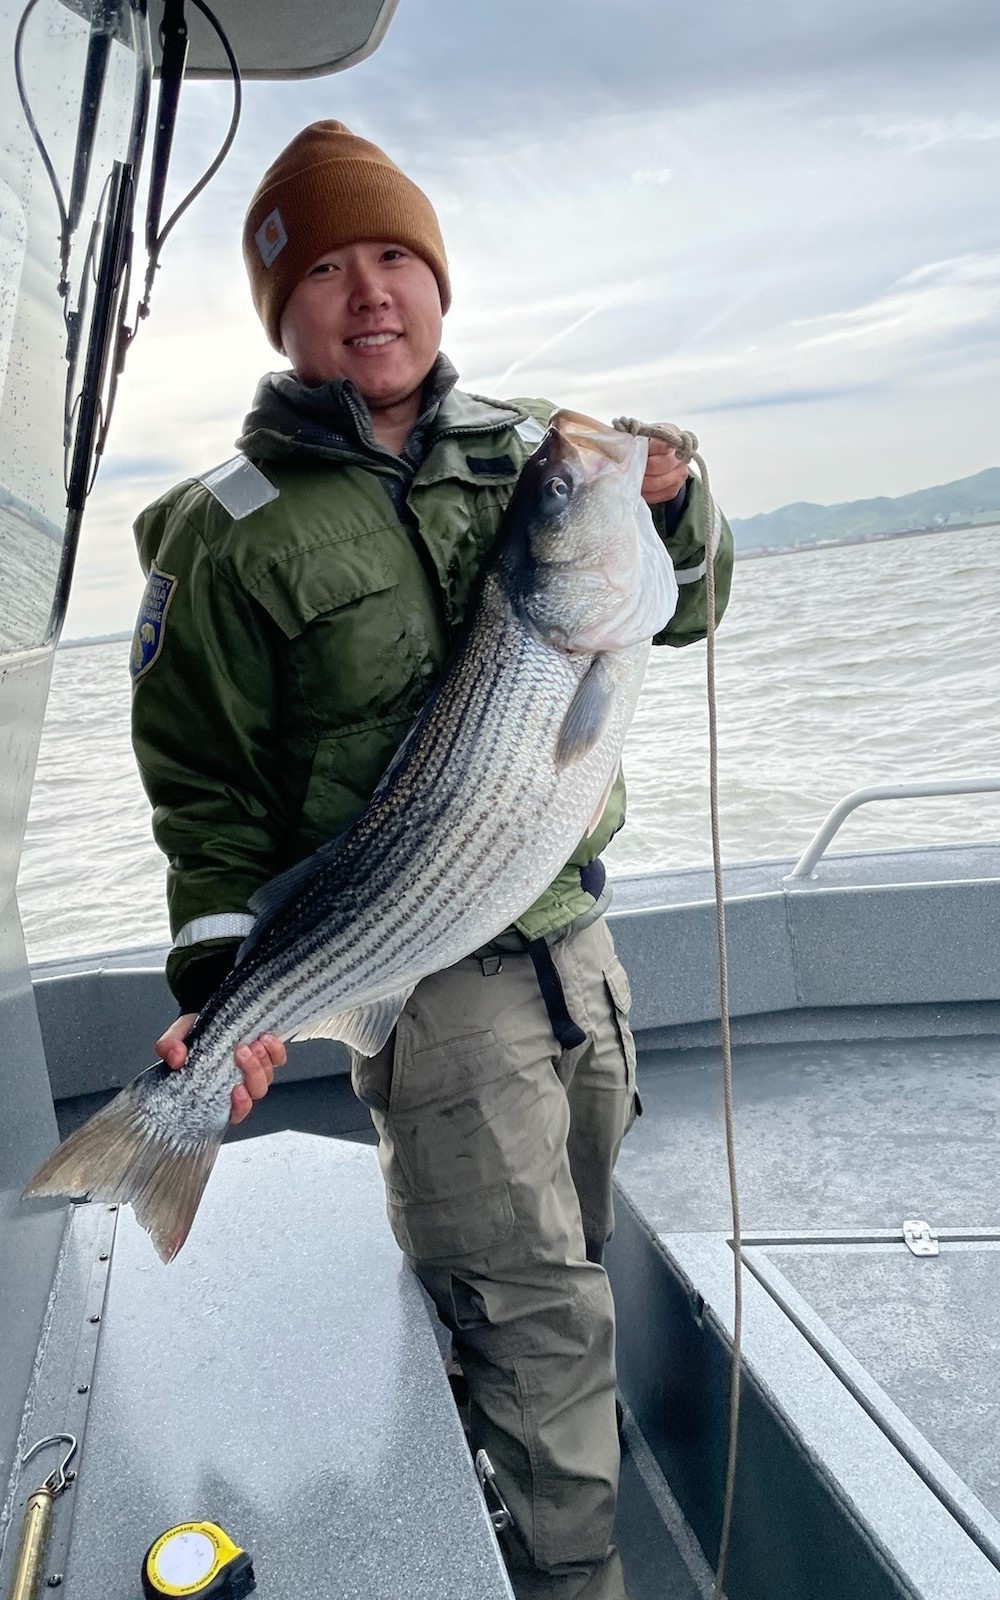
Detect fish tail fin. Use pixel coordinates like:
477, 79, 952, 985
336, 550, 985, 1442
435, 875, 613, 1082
23, 1067, 226, 1264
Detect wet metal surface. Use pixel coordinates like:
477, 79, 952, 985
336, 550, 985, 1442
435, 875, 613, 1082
59, 1134, 512, 1599
613, 1030, 1000, 1598
619, 1033, 1000, 1234
764, 1240, 1000, 1523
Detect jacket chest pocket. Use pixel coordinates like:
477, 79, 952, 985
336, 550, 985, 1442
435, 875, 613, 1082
249, 535, 436, 733
411, 479, 515, 632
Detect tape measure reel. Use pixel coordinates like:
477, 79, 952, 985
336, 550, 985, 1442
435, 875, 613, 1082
141, 1521, 255, 1598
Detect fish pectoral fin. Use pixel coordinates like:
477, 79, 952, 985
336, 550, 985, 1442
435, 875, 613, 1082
288, 987, 414, 1056
555, 654, 615, 767
586, 766, 620, 837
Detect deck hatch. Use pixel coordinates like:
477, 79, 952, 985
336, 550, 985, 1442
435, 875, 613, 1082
742, 1230, 1000, 1571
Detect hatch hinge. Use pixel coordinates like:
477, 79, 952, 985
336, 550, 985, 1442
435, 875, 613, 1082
903, 1218, 939, 1257
475, 1449, 512, 1534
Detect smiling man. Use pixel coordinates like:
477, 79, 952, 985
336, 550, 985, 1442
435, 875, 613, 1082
130, 121, 732, 1600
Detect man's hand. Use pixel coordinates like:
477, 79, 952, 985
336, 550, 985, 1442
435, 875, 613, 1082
156, 1014, 287, 1125
641, 437, 689, 506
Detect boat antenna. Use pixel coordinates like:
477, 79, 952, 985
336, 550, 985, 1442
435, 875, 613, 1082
135, 0, 243, 325
100, 0, 243, 488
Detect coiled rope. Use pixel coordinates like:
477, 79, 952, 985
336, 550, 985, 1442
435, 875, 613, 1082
613, 416, 741, 1600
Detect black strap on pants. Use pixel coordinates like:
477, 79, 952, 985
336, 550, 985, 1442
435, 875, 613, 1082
523, 859, 606, 1052
525, 938, 587, 1050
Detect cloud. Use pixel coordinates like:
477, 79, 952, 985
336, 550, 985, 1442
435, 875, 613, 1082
55, 0, 1000, 634
698, 383, 884, 413
792, 251, 1000, 354
856, 112, 1000, 153
97, 456, 180, 482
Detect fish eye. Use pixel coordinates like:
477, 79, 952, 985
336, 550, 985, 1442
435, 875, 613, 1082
545, 476, 570, 499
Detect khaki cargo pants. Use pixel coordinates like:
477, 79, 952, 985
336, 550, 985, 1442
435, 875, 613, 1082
351, 916, 638, 1600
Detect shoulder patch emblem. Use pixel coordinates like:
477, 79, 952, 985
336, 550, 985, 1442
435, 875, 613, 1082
130, 561, 177, 681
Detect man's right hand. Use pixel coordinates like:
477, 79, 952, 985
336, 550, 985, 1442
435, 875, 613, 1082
155, 1014, 287, 1125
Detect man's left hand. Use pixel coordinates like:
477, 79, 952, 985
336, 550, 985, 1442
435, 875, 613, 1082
641, 437, 689, 505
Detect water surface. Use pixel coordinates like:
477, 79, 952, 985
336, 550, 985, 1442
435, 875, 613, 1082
19, 525, 1000, 963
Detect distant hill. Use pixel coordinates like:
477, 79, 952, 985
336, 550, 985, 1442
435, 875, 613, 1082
59, 631, 131, 650
730, 466, 1000, 553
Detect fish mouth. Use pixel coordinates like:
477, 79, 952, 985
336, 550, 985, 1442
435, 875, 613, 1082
548, 409, 634, 469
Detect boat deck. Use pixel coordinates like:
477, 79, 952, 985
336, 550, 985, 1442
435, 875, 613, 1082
20, 841, 1000, 1597
609, 1029, 1000, 1600
622, 1031, 1000, 1236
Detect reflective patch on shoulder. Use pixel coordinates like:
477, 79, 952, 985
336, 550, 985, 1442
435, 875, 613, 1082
199, 455, 278, 522
130, 561, 177, 681
515, 417, 546, 447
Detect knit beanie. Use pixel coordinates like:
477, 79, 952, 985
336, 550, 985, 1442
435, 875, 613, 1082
243, 120, 451, 350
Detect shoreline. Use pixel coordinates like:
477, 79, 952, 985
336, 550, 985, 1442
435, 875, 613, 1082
735, 518, 999, 561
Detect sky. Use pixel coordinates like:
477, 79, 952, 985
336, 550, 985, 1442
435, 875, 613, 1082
24, 0, 1000, 637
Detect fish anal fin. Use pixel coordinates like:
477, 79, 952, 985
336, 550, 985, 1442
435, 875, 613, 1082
555, 655, 615, 767
23, 1065, 226, 1264
288, 987, 413, 1057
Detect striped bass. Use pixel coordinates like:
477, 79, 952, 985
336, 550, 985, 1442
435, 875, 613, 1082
24, 410, 678, 1261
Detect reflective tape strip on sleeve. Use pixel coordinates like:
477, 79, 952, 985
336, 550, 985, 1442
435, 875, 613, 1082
173, 913, 255, 949
198, 455, 278, 521
515, 417, 547, 446
675, 559, 707, 586
674, 504, 723, 584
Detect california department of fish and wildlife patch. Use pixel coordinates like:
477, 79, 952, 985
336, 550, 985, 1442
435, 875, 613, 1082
130, 562, 177, 680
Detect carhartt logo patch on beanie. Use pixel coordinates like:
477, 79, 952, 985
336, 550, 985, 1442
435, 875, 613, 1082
243, 120, 451, 350
254, 208, 288, 269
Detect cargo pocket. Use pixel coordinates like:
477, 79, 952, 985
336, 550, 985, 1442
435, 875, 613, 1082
350, 1036, 395, 1116
388, 1025, 554, 1192
386, 1180, 516, 1267
604, 953, 641, 1127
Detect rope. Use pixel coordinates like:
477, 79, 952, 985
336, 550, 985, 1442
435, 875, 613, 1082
613, 415, 742, 1600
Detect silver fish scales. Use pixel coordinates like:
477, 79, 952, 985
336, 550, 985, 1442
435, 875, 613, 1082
24, 409, 678, 1261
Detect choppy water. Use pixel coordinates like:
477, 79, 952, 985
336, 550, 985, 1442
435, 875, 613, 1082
17, 526, 1000, 964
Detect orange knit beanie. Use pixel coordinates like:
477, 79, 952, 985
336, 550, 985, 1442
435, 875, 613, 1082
243, 120, 451, 350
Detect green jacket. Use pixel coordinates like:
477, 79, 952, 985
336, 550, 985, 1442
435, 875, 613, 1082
131, 360, 733, 1009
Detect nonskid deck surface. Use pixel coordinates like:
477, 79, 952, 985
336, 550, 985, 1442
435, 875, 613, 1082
620, 1032, 1000, 1236
615, 1031, 1000, 1568
616, 1414, 714, 1600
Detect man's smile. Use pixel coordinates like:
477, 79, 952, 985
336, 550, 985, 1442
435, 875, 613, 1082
345, 332, 402, 348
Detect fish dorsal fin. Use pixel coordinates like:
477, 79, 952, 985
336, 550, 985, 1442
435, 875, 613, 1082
286, 987, 413, 1057
555, 655, 615, 767
238, 836, 347, 964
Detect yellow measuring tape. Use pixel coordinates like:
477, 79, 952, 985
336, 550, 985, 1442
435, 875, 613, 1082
141, 1522, 255, 1599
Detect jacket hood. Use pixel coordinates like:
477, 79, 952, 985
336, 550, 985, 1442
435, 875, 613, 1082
237, 353, 461, 464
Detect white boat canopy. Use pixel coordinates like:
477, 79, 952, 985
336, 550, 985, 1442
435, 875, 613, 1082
146, 0, 401, 78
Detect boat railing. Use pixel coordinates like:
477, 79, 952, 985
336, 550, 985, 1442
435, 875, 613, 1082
787, 777, 1000, 880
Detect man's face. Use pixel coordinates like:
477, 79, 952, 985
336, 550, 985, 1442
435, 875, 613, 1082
278, 241, 443, 408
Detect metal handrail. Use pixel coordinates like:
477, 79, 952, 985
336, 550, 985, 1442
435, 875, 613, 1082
787, 777, 1000, 879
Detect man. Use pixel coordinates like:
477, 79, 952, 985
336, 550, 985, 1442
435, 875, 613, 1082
132, 121, 733, 1600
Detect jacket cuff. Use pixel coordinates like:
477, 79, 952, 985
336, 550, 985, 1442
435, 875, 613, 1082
170, 942, 242, 1014
651, 480, 690, 542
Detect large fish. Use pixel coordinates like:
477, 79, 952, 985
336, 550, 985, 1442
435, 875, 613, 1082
25, 411, 678, 1261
